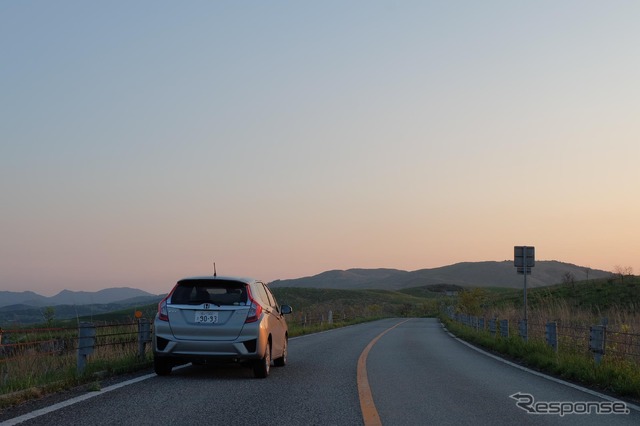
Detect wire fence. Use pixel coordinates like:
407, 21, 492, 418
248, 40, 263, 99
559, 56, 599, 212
0, 310, 359, 395
446, 307, 640, 364
0, 319, 152, 395
1, 302, 435, 399
290, 310, 357, 328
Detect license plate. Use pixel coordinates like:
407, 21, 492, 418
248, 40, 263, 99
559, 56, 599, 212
195, 311, 218, 324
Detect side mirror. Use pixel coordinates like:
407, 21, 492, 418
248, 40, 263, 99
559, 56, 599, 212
280, 305, 293, 315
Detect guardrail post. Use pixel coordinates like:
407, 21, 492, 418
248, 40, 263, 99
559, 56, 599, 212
545, 322, 558, 352
328, 310, 333, 325
77, 322, 96, 376
446, 306, 455, 319
590, 324, 606, 364
138, 319, 151, 358
500, 319, 509, 338
519, 319, 528, 341
489, 318, 497, 336
1, 364, 8, 386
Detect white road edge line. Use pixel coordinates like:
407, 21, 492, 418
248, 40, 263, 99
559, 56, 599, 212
10, 319, 632, 424
4, 323, 363, 425
289, 322, 360, 340
2, 362, 187, 426
442, 323, 640, 413
2, 373, 155, 426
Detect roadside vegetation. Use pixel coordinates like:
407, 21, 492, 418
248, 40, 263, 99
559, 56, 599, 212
273, 286, 441, 336
4, 277, 638, 409
444, 319, 640, 399
446, 276, 640, 401
0, 286, 443, 409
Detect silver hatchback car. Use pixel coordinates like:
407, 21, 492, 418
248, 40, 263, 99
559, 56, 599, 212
153, 275, 292, 378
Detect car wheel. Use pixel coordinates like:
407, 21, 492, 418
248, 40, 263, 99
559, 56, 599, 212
154, 356, 173, 376
253, 341, 271, 378
274, 337, 287, 367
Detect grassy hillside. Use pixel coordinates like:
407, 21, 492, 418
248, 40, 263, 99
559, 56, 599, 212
480, 276, 640, 312
11, 277, 635, 328
28, 286, 443, 326
272, 287, 435, 309
0, 297, 163, 327
76, 303, 160, 323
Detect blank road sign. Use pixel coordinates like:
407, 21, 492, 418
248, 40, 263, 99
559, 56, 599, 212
514, 246, 535, 267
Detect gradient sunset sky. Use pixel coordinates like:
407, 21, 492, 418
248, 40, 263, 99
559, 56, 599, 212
2, 2, 639, 296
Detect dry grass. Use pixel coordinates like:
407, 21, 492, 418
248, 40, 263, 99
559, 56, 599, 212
450, 283, 640, 399
0, 321, 151, 409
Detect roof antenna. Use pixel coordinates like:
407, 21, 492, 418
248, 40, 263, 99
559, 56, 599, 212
213, 262, 217, 277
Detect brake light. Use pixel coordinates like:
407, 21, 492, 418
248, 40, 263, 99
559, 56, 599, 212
157, 296, 169, 321
245, 287, 262, 323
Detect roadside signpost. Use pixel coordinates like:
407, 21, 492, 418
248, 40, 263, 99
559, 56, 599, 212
514, 246, 535, 341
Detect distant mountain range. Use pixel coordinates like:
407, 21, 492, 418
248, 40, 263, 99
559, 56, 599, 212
270, 261, 612, 290
0, 287, 161, 309
0, 261, 614, 326
0, 261, 613, 309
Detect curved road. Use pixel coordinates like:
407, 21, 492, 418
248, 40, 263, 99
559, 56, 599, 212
1, 318, 638, 425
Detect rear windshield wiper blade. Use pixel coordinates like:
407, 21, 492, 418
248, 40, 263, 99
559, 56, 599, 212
187, 299, 220, 306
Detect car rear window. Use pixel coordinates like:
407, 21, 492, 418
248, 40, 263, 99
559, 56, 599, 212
171, 279, 248, 306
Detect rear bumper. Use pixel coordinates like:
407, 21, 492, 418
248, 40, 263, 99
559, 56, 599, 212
154, 336, 261, 358
153, 322, 266, 363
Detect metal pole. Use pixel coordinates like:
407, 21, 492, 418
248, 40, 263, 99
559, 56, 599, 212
523, 246, 528, 327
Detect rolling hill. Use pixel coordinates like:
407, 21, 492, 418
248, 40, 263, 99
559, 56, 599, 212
0, 287, 160, 308
270, 261, 611, 290
0, 287, 165, 326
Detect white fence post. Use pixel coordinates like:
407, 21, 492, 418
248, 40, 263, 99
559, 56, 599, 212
545, 322, 558, 352
589, 325, 606, 364
77, 322, 96, 376
500, 319, 509, 338
138, 319, 151, 358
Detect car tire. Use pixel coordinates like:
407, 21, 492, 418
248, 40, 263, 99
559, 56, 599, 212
253, 341, 271, 378
273, 337, 287, 367
154, 356, 173, 376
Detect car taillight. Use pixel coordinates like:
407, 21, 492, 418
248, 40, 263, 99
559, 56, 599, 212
245, 288, 262, 323
158, 297, 169, 321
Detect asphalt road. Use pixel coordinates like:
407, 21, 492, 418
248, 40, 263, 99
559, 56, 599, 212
1, 318, 638, 425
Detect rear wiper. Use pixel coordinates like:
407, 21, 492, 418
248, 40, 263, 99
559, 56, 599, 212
187, 299, 220, 307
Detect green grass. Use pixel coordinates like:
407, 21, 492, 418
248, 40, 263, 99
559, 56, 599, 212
271, 287, 441, 325
287, 315, 386, 337
272, 286, 440, 309
494, 277, 640, 312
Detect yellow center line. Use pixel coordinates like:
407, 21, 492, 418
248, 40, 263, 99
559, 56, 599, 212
357, 319, 411, 426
